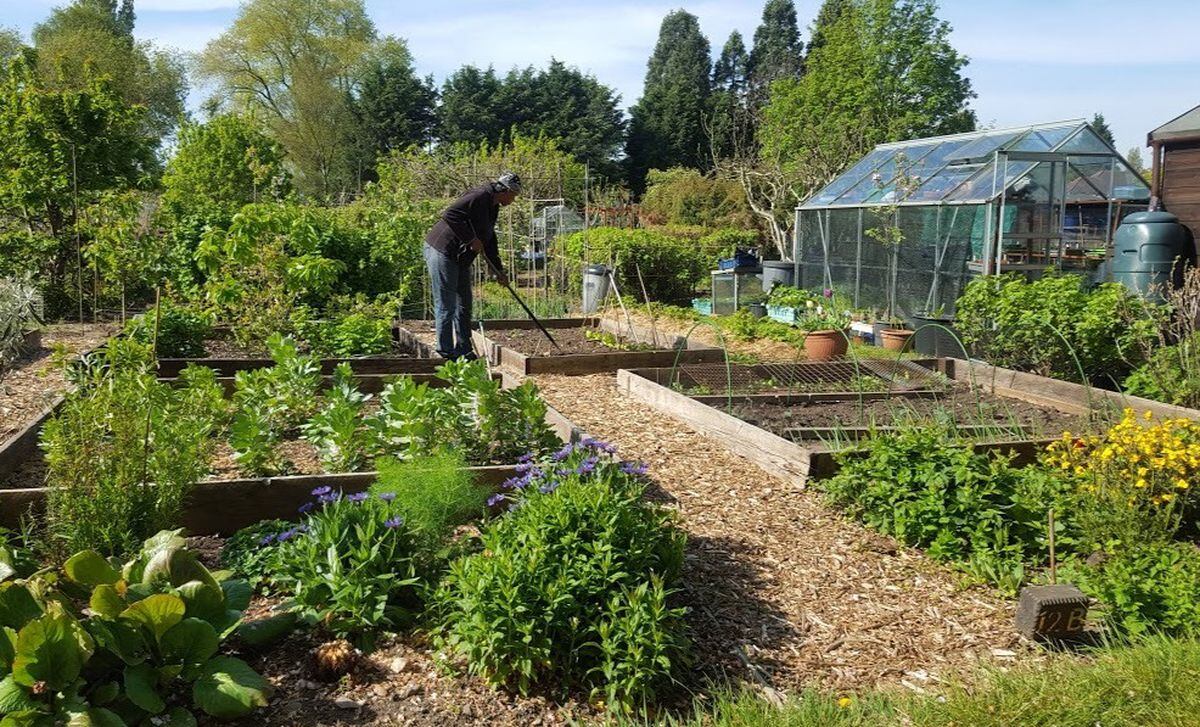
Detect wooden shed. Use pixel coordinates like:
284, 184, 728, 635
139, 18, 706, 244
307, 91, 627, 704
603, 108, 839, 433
1149, 104, 1200, 258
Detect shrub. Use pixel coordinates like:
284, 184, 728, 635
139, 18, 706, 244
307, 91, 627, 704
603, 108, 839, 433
1065, 542, 1200, 639
0, 276, 42, 370
822, 426, 1067, 594
41, 341, 224, 557
1123, 332, 1200, 409
0, 531, 270, 723
219, 518, 291, 592
954, 273, 1160, 383
698, 228, 761, 262
126, 298, 213, 358
298, 294, 396, 357
435, 442, 688, 712
271, 488, 423, 649
369, 449, 489, 549
561, 227, 708, 304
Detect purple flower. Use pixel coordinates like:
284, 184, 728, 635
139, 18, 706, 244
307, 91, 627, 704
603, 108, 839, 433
275, 528, 298, 543
581, 438, 616, 454
486, 493, 506, 507
347, 492, 369, 503
575, 457, 598, 476
258, 534, 276, 546
539, 480, 560, 495
377, 492, 396, 502
515, 461, 535, 474
311, 485, 332, 497
298, 502, 314, 514
318, 492, 339, 504
823, 288, 833, 298
517, 452, 534, 464
619, 461, 649, 476
384, 516, 404, 529
551, 444, 575, 462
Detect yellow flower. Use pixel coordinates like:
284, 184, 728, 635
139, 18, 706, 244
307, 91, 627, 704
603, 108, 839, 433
838, 697, 853, 709
1177, 480, 1190, 490
1144, 409, 1154, 421
1135, 479, 1147, 488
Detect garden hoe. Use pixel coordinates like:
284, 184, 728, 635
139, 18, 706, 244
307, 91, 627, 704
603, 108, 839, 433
480, 254, 560, 350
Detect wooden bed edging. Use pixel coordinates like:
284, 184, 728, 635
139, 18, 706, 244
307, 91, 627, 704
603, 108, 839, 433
939, 358, 1200, 421
0, 397, 62, 482
0, 403, 582, 534
617, 366, 1073, 486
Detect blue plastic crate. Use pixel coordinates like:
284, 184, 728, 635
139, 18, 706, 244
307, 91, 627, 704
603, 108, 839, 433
717, 252, 760, 270
691, 298, 713, 316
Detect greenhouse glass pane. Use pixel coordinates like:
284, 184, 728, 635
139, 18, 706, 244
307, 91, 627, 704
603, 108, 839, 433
808, 148, 893, 206
834, 142, 940, 203
1038, 123, 1083, 149
945, 131, 1021, 161
948, 161, 1037, 202
1058, 127, 1112, 155
1067, 160, 1112, 201
1111, 165, 1150, 200
907, 163, 982, 202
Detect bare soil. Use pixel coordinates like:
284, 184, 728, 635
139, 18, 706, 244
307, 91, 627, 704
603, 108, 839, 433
191, 333, 411, 359
484, 325, 656, 357
722, 385, 1093, 439
0, 324, 115, 443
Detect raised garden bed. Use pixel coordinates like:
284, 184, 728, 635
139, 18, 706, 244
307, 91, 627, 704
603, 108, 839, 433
155, 324, 443, 377
616, 358, 1134, 485
473, 317, 724, 375
0, 402, 583, 533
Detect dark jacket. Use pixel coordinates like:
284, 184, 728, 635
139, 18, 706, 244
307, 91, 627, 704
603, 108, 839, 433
424, 184, 505, 273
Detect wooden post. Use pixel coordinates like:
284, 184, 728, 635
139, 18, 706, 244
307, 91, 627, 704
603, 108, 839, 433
1048, 509, 1057, 585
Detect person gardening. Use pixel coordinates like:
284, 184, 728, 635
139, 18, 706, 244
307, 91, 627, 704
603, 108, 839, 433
423, 172, 522, 360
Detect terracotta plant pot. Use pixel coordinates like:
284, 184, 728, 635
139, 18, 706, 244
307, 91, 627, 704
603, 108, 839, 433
880, 328, 914, 352
802, 329, 848, 361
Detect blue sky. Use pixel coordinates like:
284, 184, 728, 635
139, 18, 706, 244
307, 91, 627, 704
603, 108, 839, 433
5, 0, 1199, 156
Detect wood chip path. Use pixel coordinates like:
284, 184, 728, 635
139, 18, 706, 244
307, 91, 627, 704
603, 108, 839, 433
533, 372, 1025, 694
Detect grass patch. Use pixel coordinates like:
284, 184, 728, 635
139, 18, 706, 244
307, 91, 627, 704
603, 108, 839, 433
663, 636, 1200, 727
369, 449, 490, 547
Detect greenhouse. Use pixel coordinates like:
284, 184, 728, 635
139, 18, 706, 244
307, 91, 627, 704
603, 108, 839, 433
793, 120, 1151, 317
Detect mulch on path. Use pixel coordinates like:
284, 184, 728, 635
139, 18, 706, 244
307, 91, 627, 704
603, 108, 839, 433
532, 373, 1028, 694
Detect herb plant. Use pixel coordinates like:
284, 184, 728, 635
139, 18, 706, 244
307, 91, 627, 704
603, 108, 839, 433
369, 449, 488, 549
435, 441, 688, 712
219, 519, 291, 592
41, 340, 224, 558
0, 531, 270, 723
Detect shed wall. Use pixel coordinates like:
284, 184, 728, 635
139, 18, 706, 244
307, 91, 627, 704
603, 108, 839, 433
1162, 139, 1200, 258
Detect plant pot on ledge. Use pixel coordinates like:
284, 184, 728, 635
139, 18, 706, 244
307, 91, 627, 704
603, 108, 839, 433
879, 328, 914, 352
803, 329, 848, 361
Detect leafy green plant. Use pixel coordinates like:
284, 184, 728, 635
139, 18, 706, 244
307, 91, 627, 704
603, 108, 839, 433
302, 363, 372, 472
369, 450, 488, 549
0, 531, 270, 724
271, 489, 423, 649
1064, 542, 1200, 639
126, 299, 213, 358
822, 426, 1068, 594
0, 525, 38, 582
41, 340, 224, 558
766, 284, 816, 309
229, 334, 321, 475
435, 442, 688, 712
219, 519, 291, 593
1124, 331, 1200, 408
366, 359, 559, 465
955, 273, 1160, 383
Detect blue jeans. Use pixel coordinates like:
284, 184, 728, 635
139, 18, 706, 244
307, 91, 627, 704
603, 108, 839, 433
424, 243, 474, 359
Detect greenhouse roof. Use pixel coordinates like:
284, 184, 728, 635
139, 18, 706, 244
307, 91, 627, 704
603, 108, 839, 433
801, 120, 1149, 210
